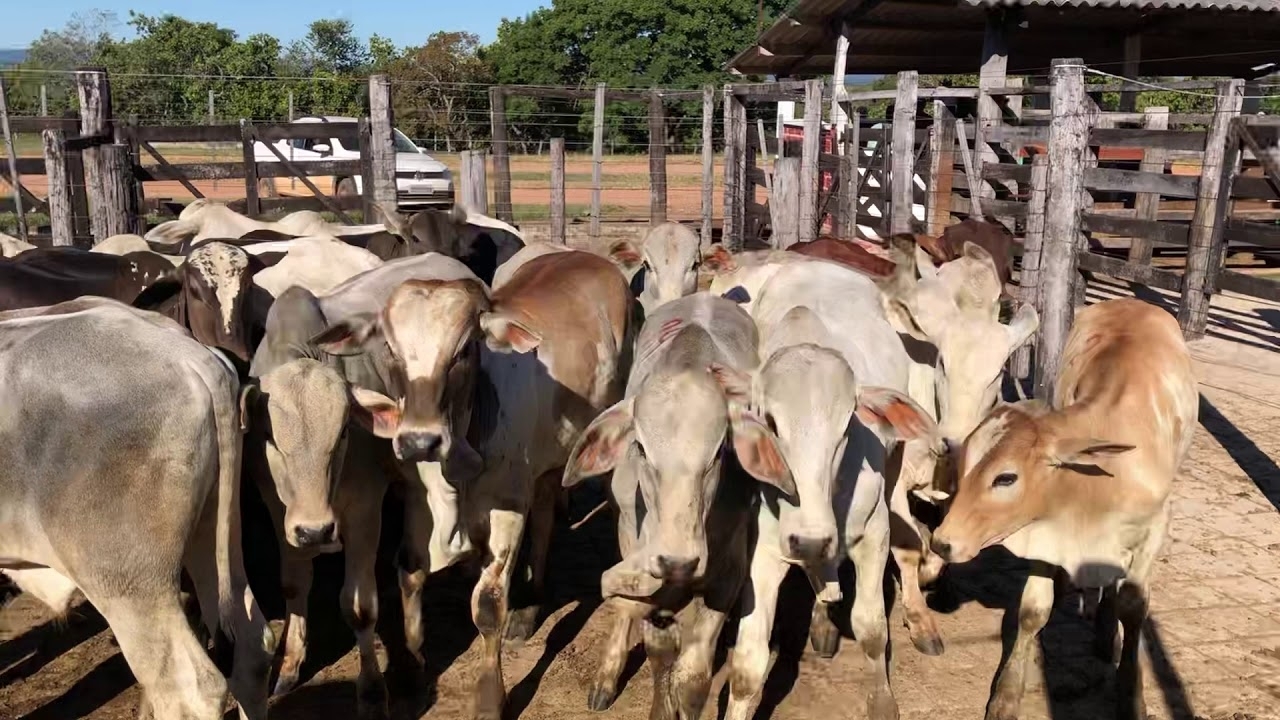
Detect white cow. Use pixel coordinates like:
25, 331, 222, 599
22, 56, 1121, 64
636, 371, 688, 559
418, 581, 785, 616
716, 262, 936, 720
0, 230, 36, 257
250, 236, 383, 298
606, 222, 705, 314
146, 199, 387, 247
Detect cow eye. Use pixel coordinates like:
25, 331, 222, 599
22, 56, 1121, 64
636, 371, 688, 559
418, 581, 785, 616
992, 472, 1018, 488
764, 413, 778, 435
634, 442, 647, 460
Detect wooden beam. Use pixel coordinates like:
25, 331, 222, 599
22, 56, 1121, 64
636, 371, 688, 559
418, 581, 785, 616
1178, 80, 1244, 338
1036, 58, 1090, 400
701, 85, 715, 248
800, 78, 824, 242
76, 68, 113, 242
890, 71, 919, 235
1128, 106, 1169, 264
926, 101, 957, 236
772, 157, 801, 249
591, 82, 606, 239
368, 75, 396, 224
489, 87, 513, 222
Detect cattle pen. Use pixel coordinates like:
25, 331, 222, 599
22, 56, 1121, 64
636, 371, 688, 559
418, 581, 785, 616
3, 43, 1280, 720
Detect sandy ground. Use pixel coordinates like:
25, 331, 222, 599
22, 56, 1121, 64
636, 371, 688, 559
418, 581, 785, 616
2, 273, 1280, 720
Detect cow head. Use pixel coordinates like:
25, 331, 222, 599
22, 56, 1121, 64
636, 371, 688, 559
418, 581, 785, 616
884, 242, 1038, 455
608, 223, 704, 313
563, 346, 793, 594
181, 242, 256, 362
244, 358, 350, 550
311, 278, 489, 476
718, 315, 935, 568
932, 401, 1135, 565
376, 204, 523, 286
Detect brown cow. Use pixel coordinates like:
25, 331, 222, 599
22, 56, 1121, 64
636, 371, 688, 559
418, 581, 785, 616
932, 298, 1197, 720
787, 236, 897, 278
914, 218, 1015, 288
0, 247, 178, 312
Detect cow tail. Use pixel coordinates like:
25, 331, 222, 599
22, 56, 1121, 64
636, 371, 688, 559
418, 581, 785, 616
205, 351, 247, 641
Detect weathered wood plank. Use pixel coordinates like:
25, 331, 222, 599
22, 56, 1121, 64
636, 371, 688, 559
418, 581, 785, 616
889, 70, 919, 235
1088, 127, 1206, 152
460, 150, 489, 215
700, 85, 714, 248
1225, 216, 1280, 249
99, 144, 138, 239
551, 138, 566, 244
1083, 167, 1199, 198
927, 101, 957, 236
800, 78, 823, 242
42, 129, 73, 246
772, 156, 800, 249
1179, 80, 1244, 338
1075, 252, 1184, 292
134, 159, 362, 182
1215, 269, 1280, 302
649, 89, 667, 226
489, 86, 513, 222
591, 82, 606, 240
8, 116, 80, 134
838, 117, 860, 238
1081, 213, 1190, 246
368, 75, 396, 224
1129, 107, 1170, 264
1012, 154, 1048, 379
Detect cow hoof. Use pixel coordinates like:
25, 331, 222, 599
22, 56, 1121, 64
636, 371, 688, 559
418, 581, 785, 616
506, 605, 542, 643
867, 688, 899, 720
273, 669, 300, 697
474, 668, 506, 720
910, 629, 945, 656
356, 674, 390, 720
809, 613, 840, 659
587, 685, 618, 712
985, 694, 1021, 720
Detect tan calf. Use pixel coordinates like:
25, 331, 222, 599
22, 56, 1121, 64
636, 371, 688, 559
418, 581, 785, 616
932, 298, 1198, 720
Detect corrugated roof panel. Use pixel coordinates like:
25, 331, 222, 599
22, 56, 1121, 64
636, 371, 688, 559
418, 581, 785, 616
961, 0, 1279, 9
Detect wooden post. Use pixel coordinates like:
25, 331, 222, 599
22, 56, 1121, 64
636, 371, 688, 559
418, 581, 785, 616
837, 115, 860, 238
700, 85, 715, 248
0, 75, 26, 240
926, 101, 957, 236
648, 89, 668, 226
240, 120, 261, 218
1119, 33, 1141, 113
368, 74, 397, 223
890, 70, 919, 235
288, 91, 296, 192
1012, 153, 1049, 379
1127, 106, 1169, 264
39, 84, 48, 117
591, 82, 606, 240
98, 144, 137, 240
723, 88, 747, 252
830, 23, 851, 136
799, 78, 823, 243
975, 10, 1012, 210
550, 137, 566, 244
1036, 59, 1091, 399
1178, 79, 1245, 338
771, 157, 801, 249
76, 68, 113, 242
460, 150, 489, 215
42, 129, 73, 246
1204, 120, 1245, 309
489, 86, 512, 222
955, 119, 984, 219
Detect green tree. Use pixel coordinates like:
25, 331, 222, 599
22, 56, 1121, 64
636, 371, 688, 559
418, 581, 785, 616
389, 32, 492, 150
5, 9, 119, 115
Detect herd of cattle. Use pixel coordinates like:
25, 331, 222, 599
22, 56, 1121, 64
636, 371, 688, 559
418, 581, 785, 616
0, 201, 1197, 720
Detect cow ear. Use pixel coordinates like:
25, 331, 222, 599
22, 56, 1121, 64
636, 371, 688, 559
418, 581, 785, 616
564, 398, 636, 487
855, 386, 937, 444
914, 244, 938, 280
1052, 438, 1136, 469
373, 203, 414, 242
700, 244, 737, 274
608, 241, 644, 272
479, 311, 541, 354
144, 219, 199, 249
238, 384, 259, 433
728, 406, 795, 500
882, 295, 929, 342
708, 363, 752, 403
348, 387, 401, 439
311, 313, 383, 356
1003, 303, 1039, 351
962, 240, 997, 267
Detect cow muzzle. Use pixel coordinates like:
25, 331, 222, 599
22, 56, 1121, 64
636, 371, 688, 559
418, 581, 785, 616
292, 521, 340, 550
395, 430, 447, 463
785, 533, 836, 566
649, 555, 701, 585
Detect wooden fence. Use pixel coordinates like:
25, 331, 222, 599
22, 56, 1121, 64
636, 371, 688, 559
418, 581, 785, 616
1, 68, 399, 247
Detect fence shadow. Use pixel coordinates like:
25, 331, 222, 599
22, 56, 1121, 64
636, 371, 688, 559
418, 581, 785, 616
0, 600, 108, 687
1198, 394, 1280, 510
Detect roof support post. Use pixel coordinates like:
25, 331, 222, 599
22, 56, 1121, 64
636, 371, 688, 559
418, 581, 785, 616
1120, 33, 1141, 112
975, 9, 1013, 226
830, 22, 851, 143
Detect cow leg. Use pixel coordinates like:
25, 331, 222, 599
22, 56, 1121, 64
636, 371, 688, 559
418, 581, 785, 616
1114, 503, 1165, 720
850, 492, 898, 720
257, 490, 316, 697
94, 590, 229, 720
809, 602, 841, 658
3, 567, 79, 615
1093, 584, 1119, 663
398, 477, 435, 667
507, 470, 559, 643
184, 485, 272, 720
642, 609, 682, 720
588, 597, 649, 711
888, 445, 944, 657
674, 603, 728, 719
471, 508, 524, 720
987, 566, 1055, 720
725, 551, 786, 720
339, 487, 390, 720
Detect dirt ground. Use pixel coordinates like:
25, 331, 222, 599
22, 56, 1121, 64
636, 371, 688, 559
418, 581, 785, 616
2, 279, 1280, 720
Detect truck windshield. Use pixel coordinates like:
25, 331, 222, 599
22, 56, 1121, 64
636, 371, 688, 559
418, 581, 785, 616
393, 130, 420, 153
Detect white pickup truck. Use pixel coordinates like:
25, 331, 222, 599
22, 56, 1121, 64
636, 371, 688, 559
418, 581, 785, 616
254, 115, 454, 209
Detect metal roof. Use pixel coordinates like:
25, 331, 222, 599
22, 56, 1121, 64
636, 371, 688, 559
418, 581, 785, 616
728, 0, 1280, 77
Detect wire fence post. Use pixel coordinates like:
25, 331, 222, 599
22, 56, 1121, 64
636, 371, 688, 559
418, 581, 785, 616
591, 82, 606, 240
889, 70, 919, 236
288, 90, 296, 192
837, 113, 860, 238
700, 85, 715, 248
489, 86, 512, 222
1128, 105, 1169, 265
42, 129, 74, 246
368, 74, 397, 224
0, 74, 26, 240
39, 84, 48, 117
550, 137, 566, 244
100, 144, 137, 239
240, 120, 261, 218
723, 86, 747, 252
1178, 79, 1244, 339
800, 78, 822, 242
460, 149, 489, 216
926, 100, 957, 236
649, 88, 668, 226
76, 67, 113, 244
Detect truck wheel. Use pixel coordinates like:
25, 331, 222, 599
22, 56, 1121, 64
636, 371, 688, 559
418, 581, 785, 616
336, 177, 358, 197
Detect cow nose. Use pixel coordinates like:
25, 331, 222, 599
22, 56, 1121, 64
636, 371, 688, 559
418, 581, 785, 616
654, 556, 700, 584
295, 522, 338, 548
397, 432, 443, 462
787, 534, 834, 565
931, 537, 954, 563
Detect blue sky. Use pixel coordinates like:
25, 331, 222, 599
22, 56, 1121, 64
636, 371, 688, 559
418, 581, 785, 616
1, 1, 547, 49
